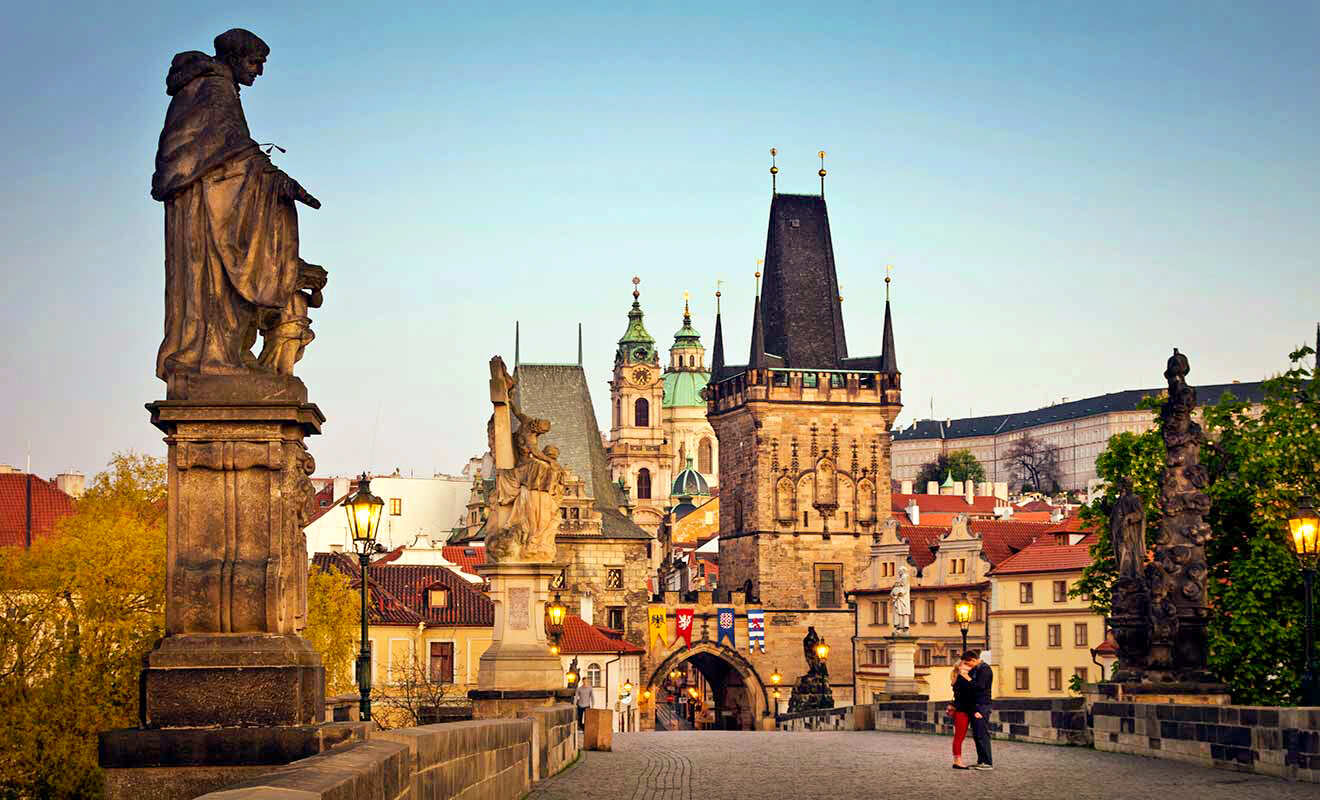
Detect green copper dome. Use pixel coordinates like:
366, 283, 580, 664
671, 457, 710, 498
615, 282, 656, 365
663, 370, 710, 408
673, 302, 702, 347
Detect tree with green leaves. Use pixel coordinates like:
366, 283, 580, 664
1074, 344, 1320, 704
914, 449, 987, 490
0, 453, 166, 799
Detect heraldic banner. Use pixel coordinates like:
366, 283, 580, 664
747, 609, 765, 652
675, 608, 695, 647
648, 605, 669, 650
716, 607, 735, 648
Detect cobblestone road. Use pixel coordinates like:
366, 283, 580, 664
526, 731, 1316, 800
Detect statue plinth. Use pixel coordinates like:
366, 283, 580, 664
470, 561, 570, 719
883, 634, 927, 698
141, 398, 325, 727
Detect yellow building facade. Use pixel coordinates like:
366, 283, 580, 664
987, 531, 1105, 697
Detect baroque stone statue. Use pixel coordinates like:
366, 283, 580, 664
788, 626, 834, 712
1111, 483, 1146, 580
891, 564, 912, 633
153, 28, 326, 399
484, 356, 566, 563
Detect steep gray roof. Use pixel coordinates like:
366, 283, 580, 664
512, 363, 652, 540
893, 381, 1266, 441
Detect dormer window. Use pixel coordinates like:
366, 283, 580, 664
427, 588, 450, 609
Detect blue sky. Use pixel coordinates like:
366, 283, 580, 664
2, 1, 1317, 479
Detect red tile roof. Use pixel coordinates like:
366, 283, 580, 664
442, 545, 486, 579
897, 526, 948, 569
558, 614, 644, 655
970, 519, 1058, 566
312, 551, 492, 627
988, 533, 1098, 576
891, 493, 999, 515
0, 474, 75, 547
307, 487, 343, 525
1015, 499, 1055, 512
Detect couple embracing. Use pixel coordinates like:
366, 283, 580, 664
947, 650, 993, 771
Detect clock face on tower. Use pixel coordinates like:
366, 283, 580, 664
631, 367, 652, 385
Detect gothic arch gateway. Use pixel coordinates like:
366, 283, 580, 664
646, 642, 770, 730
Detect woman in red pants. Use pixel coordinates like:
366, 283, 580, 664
947, 658, 975, 769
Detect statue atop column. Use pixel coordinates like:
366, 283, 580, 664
891, 564, 912, 633
484, 357, 566, 563
152, 28, 327, 400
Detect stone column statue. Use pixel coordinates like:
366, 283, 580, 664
787, 626, 834, 712
891, 564, 912, 633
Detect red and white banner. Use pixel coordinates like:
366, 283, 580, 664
675, 607, 695, 647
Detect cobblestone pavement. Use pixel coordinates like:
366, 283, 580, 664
527, 731, 1317, 800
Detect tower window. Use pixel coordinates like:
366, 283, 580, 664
637, 468, 652, 500
635, 397, 649, 427
698, 438, 713, 475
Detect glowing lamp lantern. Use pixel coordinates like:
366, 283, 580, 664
687, 687, 699, 700
770, 668, 782, 686
815, 638, 830, 661
955, 593, 974, 653
620, 680, 633, 700
549, 642, 560, 656
642, 688, 652, 701
1288, 497, 1320, 570
545, 594, 567, 636
566, 670, 578, 686
344, 474, 385, 552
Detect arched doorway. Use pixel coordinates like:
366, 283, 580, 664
646, 643, 768, 731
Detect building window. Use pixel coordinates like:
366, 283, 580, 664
1053, 580, 1067, 602
815, 564, 842, 608
1075, 667, 1089, 683
802, 373, 818, 388
606, 568, 623, 589
1014, 624, 1029, 647
866, 646, 888, 666
1048, 624, 1061, 648
919, 647, 932, 667
427, 588, 449, 609
829, 372, 845, 388
1015, 668, 1030, 691
587, 663, 602, 688
871, 601, 888, 626
634, 397, 649, 427
1049, 668, 1062, 692
1074, 623, 1089, 647
698, 438, 713, 474
615, 398, 621, 426
1019, 582, 1034, 604
429, 642, 454, 684
637, 468, 652, 500
922, 598, 936, 624
390, 497, 402, 516
950, 557, 966, 575
882, 562, 895, 577
803, 510, 809, 527
607, 606, 625, 631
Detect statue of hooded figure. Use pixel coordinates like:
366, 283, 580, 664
152, 28, 325, 392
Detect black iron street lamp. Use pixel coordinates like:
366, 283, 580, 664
1287, 497, 1320, 705
345, 473, 384, 722
955, 593, 974, 655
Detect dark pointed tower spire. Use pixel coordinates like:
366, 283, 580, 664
711, 282, 725, 381
578, 322, 583, 366
879, 265, 898, 374
515, 321, 520, 367
749, 265, 768, 370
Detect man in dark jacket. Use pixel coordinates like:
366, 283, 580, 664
964, 650, 994, 769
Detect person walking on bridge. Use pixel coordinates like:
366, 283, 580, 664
947, 659, 976, 769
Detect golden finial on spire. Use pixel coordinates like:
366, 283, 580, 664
715, 279, 724, 311
818, 150, 827, 196
755, 259, 763, 295
632, 275, 641, 302
884, 264, 893, 302
769, 147, 779, 194
838, 282, 843, 303
683, 290, 691, 316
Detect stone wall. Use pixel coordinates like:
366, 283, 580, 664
870, 699, 1088, 746
1090, 700, 1320, 783
195, 711, 581, 799
775, 704, 873, 732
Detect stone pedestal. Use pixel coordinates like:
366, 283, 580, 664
140, 399, 326, 726
885, 635, 926, 698
583, 708, 613, 751
470, 561, 568, 722
1093, 681, 1232, 706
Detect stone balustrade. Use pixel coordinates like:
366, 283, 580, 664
870, 698, 1088, 745
775, 705, 873, 732
195, 706, 579, 799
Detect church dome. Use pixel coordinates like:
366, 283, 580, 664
663, 370, 710, 408
671, 458, 710, 498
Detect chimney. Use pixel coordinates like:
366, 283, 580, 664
333, 476, 351, 500
964, 480, 974, 505
55, 472, 85, 498
900, 479, 913, 495
906, 499, 920, 526
1050, 507, 1065, 524
993, 481, 1009, 502
580, 593, 595, 624
328, 543, 343, 553
415, 534, 431, 550
926, 481, 939, 495
977, 481, 992, 498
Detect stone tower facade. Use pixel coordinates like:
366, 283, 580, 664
606, 279, 671, 534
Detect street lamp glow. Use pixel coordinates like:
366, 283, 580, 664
815, 639, 830, 660
344, 473, 384, 548
566, 670, 578, 685
545, 594, 567, 635
1288, 497, 1320, 569
549, 642, 560, 656
687, 687, 699, 699
770, 668, 782, 685
955, 594, 973, 625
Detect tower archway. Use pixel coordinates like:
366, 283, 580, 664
646, 642, 770, 730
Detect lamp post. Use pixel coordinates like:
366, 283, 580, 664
955, 593, 973, 655
815, 638, 830, 661
770, 668, 782, 716
1287, 497, 1320, 705
345, 473, 384, 722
